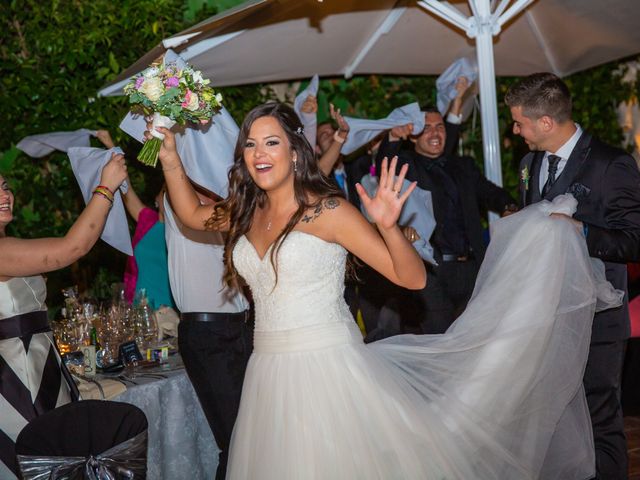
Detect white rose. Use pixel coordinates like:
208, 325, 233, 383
143, 66, 159, 78
215, 93, 223, 104
139, 77, 164, 102
186, 92, 200, 111
192, 70, 204, 84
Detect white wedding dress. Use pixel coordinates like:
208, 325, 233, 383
226, 194, 623, 480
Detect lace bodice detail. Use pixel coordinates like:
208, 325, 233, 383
0, 275, 47, 320
233, 231, 352, 332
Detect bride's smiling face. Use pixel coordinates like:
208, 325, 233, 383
0, 175, 14, 229
243, 116, 296, 191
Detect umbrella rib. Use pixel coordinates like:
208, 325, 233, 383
497, 0, 535, 28
179, 31, 246, 61
525, 9, 562, 76
344, 7, 406, 78
492, 0, 512, 19
418, 1, 469, 33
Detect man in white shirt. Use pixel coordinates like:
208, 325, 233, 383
164, 188, 252, 480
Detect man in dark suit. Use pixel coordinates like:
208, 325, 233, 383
376, 107, 517, 334
506, 72, 640, 480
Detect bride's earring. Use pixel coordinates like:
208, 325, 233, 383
293, 155, 298, 173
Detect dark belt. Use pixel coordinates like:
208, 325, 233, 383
0, 310, 50, 340
441, 253, 474, 262
181, 311, 251, 323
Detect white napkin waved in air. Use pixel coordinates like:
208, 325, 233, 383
293, 74, 320, 148
67, 146, 133, 256
341, 103, 426, 156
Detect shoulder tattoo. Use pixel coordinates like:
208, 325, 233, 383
301, 198, 341, 224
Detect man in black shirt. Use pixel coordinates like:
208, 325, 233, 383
376, 107, 517, 333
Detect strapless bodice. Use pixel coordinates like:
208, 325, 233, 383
233, 231, 352, 332
0, 275, 47, 319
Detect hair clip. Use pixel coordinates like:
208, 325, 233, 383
295, 126, 304, 135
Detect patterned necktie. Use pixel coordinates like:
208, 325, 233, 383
541, 154, 561, 197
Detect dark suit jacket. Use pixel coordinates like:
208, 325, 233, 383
519, 131, 640, 341
377, 137, 515, 263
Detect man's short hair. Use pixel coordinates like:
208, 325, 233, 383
504, 72, 572, 123
419, 105, 441, 116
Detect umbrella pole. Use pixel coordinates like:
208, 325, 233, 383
474, 0, 503, 223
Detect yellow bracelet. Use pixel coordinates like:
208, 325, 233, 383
93, 186, 114, 202
93, 190, 114, 206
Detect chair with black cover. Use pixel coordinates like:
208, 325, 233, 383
15, 400, 148, 479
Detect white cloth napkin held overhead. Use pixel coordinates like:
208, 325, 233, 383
17, 129, 96, 157
119, 49, 238, 198
293, 74, 320, 148
359, 175, 436, 265
341, 103, 425, 156
67, 146, 133, 256
436, 57, 478, 116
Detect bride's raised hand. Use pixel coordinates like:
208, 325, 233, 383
356, 156, 416, 230
144, 121, 179, 167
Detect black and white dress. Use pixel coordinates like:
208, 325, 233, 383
0, 276, 71, 479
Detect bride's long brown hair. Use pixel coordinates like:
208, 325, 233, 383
208, 102, 343, 289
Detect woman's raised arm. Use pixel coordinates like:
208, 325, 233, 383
152, 126, 223, 231
0, 153, 128, 277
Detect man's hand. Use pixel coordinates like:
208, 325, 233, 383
550, 213, 584, 233
454, 76, 470, 99
301, 95, 317, 114
389, 124, 414, 142
95, 130, 115, 149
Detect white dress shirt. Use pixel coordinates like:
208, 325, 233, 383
164, 196, 249, 313
539, 124, 583, 193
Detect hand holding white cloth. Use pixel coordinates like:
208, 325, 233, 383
67, 147, 133, 255
341, 103, 425, 155
436, 56, 478, 116
293, 74, 319, 148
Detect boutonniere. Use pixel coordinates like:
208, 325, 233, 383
520, 166, 530, 191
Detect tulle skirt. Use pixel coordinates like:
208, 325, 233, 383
226, 195, 622, 480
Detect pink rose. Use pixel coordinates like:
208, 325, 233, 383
181, 89, 191, 108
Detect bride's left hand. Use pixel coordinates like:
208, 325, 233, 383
356, 156, 416, 230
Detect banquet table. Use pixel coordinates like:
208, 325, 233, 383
101, 360, 219, 479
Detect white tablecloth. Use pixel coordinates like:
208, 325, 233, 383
114, 370, 219, 479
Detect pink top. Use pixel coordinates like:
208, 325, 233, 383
123, 207, 159, 303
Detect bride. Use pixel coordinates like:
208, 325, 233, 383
151, 103, 621, 479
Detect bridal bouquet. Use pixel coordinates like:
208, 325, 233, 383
124, 61, 223, 167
